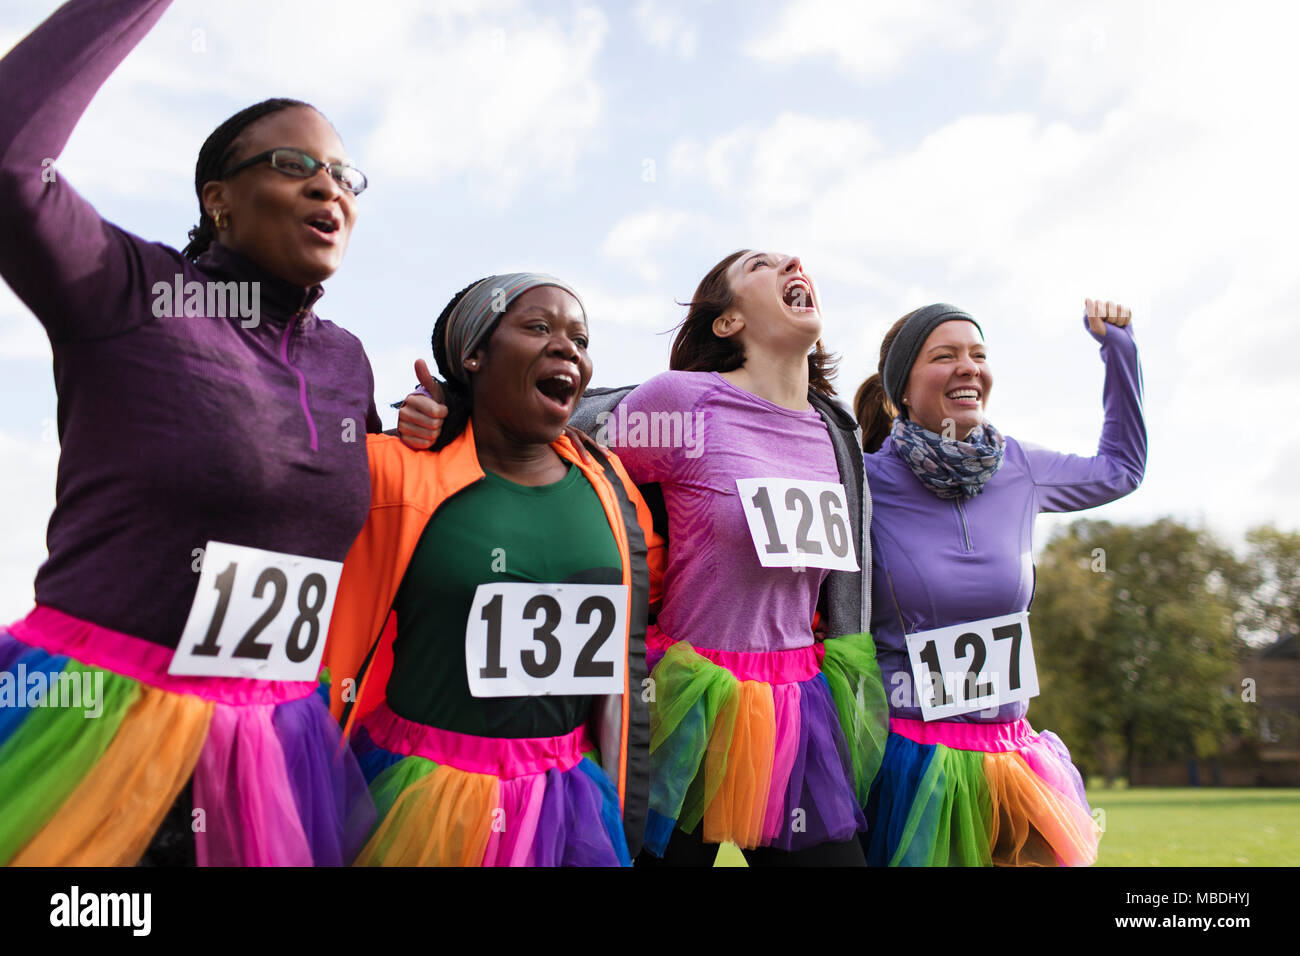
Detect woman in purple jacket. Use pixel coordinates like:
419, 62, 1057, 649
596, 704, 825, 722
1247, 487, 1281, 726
0, 0, 376, 865
853, 298, 1145, 866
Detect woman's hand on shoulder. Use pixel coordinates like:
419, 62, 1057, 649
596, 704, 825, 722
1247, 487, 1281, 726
1085, 298, 1132, 337
562, 425, 598, 467
397, 359, 448, 450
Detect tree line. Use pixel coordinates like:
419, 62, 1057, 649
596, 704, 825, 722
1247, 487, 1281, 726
1028, 519, 1298, 786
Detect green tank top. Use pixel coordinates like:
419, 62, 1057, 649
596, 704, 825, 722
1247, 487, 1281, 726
386, 463, 624, 738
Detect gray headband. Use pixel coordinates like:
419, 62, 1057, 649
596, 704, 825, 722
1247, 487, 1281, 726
882, 303, 983, 415
443, 272, 586, 385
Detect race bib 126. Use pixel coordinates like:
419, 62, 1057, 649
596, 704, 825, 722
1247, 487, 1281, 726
170, 541, 342, 682
735, 477, 859, 572
465, 582, 628, 698
905, 611, 1039, 721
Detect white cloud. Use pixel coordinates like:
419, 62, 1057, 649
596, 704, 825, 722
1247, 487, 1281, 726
579, 281, 680, 331
664, 4, 1300, 534
669, 129, 753, 193
363, 5, 608, 200
576, 281, 680, 387
601, 207, 702, 281
990, 1, 1300, 118
746, 0, 983, 79
18, 1, 609, 203
673, 113, 880, 215
635, 0, 699, 59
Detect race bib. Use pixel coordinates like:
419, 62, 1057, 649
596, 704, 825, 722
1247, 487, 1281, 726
170, 541, 342, 682
465, 583, 628, 698
735, 477, 859, 571
905, 611, 1039, 721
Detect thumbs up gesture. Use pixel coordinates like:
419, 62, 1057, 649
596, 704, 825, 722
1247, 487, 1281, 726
397, 359, 448, 450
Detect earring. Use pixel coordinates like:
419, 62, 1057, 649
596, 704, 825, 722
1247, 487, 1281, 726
211, 210, 228, 230
465, 358, 479, 369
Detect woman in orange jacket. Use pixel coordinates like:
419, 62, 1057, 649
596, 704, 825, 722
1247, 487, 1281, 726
323, 274, 662, 865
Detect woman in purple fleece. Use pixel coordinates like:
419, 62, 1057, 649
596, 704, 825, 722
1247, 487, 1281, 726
0, 0, 378, 865
853, 299, 1146, 866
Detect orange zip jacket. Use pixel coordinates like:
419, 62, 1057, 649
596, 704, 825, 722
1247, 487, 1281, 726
324, 424, 662, 856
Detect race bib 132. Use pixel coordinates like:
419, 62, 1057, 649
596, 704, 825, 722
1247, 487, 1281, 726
465, 582, 628, 698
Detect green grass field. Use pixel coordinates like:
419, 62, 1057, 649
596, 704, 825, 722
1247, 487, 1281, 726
713, 788, 1300, 866
1090, 787, 1300, 867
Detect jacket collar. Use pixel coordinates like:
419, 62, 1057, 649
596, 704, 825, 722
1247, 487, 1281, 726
194, 242, 324, 323
437, 419, 601, 499
809, 388, 859, 433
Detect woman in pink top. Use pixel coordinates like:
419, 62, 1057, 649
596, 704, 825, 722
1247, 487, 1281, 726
596, 251, 887, 865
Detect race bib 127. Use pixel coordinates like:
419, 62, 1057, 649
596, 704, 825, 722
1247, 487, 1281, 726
170, 541, 342, 682
735, 477, 859, 572
905, 611, 1039, 721
465, 582, 628, 698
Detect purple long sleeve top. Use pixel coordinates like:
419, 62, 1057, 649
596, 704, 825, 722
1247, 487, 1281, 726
865, 321, 1147, 723
607, 371, 843, 654
0, 0, 381, 648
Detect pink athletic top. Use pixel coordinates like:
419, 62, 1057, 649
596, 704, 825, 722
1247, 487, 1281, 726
606, 371, 841, 653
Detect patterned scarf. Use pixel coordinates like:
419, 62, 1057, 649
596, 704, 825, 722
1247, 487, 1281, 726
890, 417, 1006, 499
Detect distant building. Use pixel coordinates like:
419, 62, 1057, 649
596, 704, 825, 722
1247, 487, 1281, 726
1245, 634, 1300, 784
1130, 634, 1300, 787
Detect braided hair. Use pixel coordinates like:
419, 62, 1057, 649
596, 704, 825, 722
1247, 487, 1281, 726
430, 277, 497, 451
181, 97, 315, 260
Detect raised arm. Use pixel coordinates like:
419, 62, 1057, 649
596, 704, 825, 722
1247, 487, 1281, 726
0, 0, 178, 342
1024, 299, 1147, 513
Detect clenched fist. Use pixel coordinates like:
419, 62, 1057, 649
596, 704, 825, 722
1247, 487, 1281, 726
1085, 298, 1132, 337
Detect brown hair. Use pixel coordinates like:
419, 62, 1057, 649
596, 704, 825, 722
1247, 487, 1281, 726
669, 250, 838, 396
853, 310, 917, 453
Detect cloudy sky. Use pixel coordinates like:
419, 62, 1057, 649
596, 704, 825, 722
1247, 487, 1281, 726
1, 0, 1297, 621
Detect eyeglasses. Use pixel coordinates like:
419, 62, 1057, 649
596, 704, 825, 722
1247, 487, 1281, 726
221, 147, 368, 196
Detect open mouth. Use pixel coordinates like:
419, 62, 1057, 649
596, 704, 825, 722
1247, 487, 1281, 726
946, 388, 981, 405
782, 276, 816, 312
305, 215, 341, 241
536, 373, 578, 411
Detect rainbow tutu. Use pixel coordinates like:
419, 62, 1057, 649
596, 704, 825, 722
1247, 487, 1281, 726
644, 626, 888, 856
0, 606, 375, 866
351, 702, 630, 867
865, 718, 1101, 867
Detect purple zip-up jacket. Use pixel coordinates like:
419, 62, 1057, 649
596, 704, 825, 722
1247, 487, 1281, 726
0, 0, 381, 649
865, 320, 1146, 723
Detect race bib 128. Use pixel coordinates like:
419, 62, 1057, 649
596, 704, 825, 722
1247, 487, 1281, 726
905, 611, 1039, 721
465, 582, 628, 698
170, 541, 342, 682
735, 477, 859, 572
